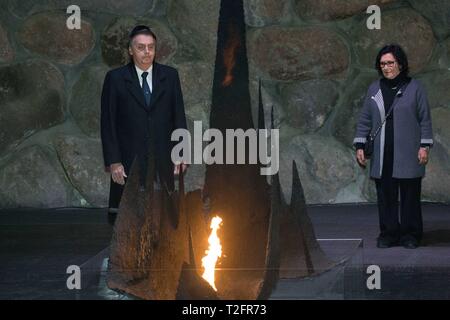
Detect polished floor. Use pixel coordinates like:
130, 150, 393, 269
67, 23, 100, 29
0, 203, 449, 300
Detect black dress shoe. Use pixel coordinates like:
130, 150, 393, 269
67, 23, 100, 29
401, 237, 419, 249
377, 236, 398, 248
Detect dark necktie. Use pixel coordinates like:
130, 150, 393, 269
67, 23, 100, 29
141, 71, 151, 107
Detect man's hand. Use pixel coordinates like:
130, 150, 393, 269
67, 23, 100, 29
356, 149, 367, 168
174, 162, 188, 176
110, 163, 127, 185
418, 147, 429, 165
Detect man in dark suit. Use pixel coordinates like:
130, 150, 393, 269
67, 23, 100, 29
101, 25, 187, 221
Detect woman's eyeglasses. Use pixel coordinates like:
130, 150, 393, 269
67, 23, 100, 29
380, 61, 396, 68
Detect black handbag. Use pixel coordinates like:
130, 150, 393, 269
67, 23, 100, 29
364, 133, 375, 159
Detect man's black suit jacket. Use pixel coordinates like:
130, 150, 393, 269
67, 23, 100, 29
101, 62, 187, 191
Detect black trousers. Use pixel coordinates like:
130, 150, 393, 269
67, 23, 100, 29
108, 178, 124, 212
374, 176, 423, 241
108, 175, 162, 212
107, 179, 124, 225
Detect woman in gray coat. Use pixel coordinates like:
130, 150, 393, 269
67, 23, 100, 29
354, 44, 433, 249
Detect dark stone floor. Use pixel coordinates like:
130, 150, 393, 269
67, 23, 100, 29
1, 203, 449, 300
307, 202, 450, 300
0, 208, 113, 300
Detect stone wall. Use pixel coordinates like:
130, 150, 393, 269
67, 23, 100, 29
0, 0, 449, 208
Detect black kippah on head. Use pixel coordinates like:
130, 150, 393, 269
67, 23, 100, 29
129, 25, 156, 42
129, 25, 150, 38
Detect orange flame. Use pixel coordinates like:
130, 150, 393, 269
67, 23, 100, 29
201, 216, 223, 291
222, 24, 240, 87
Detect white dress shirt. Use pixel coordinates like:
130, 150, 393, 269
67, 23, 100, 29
134, 64, 153, 92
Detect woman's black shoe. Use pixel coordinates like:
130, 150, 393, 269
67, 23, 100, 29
376, 236, 398, 248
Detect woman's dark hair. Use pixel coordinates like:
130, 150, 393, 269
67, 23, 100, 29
375, 44, 409, 76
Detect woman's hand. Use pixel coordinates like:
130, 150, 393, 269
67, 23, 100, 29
356, 149, 367, 168
418, 147, 429, 165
